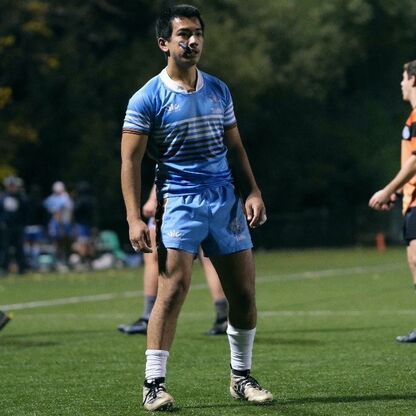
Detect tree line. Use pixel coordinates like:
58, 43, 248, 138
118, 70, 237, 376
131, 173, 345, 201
1, 0, 415, 246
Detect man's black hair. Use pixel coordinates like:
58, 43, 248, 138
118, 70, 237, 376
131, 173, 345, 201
155, 4, 204, 40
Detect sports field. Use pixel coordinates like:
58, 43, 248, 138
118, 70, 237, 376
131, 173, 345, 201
1, 247, 416, 415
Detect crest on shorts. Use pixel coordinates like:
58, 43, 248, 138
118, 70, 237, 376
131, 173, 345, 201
229, 218, 245, 236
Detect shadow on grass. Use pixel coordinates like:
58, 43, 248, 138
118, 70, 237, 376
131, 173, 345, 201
0, 328, 111, 348
285, 393, 416, 405
180, 394, 416, 413
261, 326, 387, 334
182, 401, 275, 410
255, 337, 322, 346
1, 328, 109, 338
0, 338, 59, 348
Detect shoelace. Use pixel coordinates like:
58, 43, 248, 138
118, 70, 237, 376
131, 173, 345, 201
143, 382, 166, 404
236, 375, 262, 395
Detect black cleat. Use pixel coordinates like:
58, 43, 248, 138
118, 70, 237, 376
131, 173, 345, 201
396, 329, 416, 343
0, 311, 11, 331
118, 318, 148, 335
206, 318, 228, 336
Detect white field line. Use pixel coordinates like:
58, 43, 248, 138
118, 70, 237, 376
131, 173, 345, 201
0, 262, 405, 312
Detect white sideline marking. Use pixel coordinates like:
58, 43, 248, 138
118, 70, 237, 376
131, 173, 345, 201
0, 263, 405, 311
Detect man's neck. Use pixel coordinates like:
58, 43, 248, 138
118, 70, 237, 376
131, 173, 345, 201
166, 64, 197, 92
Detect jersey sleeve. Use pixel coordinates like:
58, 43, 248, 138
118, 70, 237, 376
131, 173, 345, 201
222, 84, 237, 130
122, 90, 153, 135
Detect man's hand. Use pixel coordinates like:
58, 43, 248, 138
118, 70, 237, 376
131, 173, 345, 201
129, 219, 153, 253
245, 192, 267, 228
369, 189, 397, 211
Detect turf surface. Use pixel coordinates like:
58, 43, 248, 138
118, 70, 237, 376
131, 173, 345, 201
1, 247, 416, 415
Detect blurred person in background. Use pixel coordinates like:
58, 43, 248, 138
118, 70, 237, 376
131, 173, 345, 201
71, 181, 97, 268
118, 185, 229, 336
0, 176, 28, 275
369, 59, 416, 343
43, 181, 73, 270
24, 184, 47, 271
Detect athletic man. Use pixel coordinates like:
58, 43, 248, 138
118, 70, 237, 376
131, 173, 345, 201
369, 60, 416, 343
121, 5, 273, 410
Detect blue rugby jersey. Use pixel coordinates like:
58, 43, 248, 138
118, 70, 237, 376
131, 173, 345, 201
123, 68, 237, 197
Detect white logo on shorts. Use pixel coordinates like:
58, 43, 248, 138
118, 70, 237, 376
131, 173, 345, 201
167, 230, 182, 238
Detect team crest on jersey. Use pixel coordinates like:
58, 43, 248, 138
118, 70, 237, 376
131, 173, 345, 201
402, 125, 411, 140
165, 103, 181, 113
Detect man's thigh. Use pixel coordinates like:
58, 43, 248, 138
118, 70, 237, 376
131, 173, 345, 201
210, 249, 255, 296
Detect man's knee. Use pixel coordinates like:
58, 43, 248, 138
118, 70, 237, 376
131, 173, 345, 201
157, 269, 191, 309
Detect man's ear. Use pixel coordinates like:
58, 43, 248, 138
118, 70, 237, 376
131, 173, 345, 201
158, 38, 169, 54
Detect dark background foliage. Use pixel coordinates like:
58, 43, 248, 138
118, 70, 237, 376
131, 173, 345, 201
1, 0, 415, 247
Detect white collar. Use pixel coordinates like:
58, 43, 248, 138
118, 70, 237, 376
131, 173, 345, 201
160, 67, 204, 93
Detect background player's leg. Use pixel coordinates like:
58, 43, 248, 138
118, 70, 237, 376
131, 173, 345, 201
118, 227, 158, 334
199, 249, 228, 335
397, 241, 416, 343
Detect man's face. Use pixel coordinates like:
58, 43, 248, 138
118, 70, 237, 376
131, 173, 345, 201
160, 17, 204, 67
401, 71, 415, 102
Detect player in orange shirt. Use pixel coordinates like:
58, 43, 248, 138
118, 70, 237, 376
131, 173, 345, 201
369, 60, 416, 342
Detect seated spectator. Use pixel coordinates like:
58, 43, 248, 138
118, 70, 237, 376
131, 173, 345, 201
71, 181, 97, 268
24, 184, 47, 270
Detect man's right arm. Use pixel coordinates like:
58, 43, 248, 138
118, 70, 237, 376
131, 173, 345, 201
120, 132, 152, 252
369, 153, 416, 210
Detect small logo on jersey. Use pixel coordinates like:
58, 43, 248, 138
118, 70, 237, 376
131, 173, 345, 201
207, 94, 223, 114
207, 94, 219, 104
167, 230, 182, 238
402, 125, 411, 140
165, 103, 180, 113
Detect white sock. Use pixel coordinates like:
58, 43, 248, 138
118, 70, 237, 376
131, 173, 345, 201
226, 324, 256, 372
145, 349, 169, 381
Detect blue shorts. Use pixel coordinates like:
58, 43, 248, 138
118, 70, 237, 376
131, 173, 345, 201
156, 185, 253, 256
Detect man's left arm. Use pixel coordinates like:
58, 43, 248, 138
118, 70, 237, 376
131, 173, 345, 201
224, 126, 267, 228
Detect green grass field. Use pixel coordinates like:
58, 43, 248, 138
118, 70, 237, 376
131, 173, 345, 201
1, 247, 416, 415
